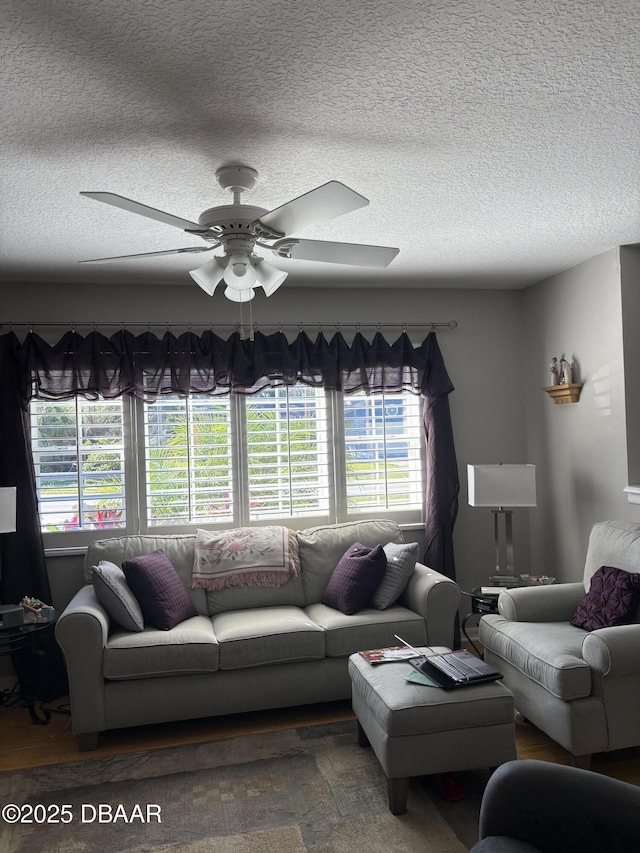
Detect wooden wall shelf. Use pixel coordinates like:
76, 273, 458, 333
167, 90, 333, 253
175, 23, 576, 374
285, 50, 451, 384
542, 383, 583, 404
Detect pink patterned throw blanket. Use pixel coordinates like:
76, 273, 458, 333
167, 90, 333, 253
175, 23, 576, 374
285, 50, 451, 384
192, 526, 300, 590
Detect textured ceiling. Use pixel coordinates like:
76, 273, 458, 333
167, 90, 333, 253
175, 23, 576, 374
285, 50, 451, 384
2, 0, 640, 291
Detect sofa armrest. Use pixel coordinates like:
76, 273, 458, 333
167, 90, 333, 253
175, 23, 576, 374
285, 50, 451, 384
55, 585, 110, 736
582, 623, 640, 676
498, 582, 585, 622
398, 562, 461, 648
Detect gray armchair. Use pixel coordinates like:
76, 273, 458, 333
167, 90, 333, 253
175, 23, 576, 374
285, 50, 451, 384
479, 521, 640, 767
469, 759, 640, 853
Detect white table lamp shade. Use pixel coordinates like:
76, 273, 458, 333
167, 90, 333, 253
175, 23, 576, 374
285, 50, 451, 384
0, 486, 17, 533
468, 465, 536, 508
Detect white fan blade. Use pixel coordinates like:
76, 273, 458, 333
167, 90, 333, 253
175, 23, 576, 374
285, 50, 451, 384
255, 181, 369, 238
79, 247, 212, 264
272, 238, 399, 268
80, 192, 208, 232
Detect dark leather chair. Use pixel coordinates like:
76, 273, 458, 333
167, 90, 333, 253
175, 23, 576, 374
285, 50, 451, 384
469, 759, 640, 853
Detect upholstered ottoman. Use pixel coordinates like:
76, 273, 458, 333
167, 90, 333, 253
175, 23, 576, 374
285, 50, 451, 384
348, 649, 517, 814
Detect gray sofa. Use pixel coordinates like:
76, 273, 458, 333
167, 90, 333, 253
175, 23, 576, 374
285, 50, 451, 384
56, 519, 461, 750
479, 520, 640, 766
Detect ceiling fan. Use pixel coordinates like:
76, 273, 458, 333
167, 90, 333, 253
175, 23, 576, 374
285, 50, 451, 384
80, 165, 399, 302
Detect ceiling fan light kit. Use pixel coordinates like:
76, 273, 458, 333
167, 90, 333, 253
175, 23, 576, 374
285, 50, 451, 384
80, 165, 399, 302
224, 252, 257, 287
254, 258, 288, 296
188, 257, 226, 296
223, 285, 255, 303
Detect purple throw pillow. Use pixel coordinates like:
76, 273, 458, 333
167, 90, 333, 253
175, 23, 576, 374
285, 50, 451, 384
322, 543, 387, 615
571, 565, 640, 631
122, 549, 197, 631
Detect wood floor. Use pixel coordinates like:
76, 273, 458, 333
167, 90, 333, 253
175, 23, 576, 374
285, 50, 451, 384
3, 692, 640, 785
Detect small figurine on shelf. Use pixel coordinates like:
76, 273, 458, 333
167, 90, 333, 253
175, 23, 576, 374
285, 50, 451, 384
560, 358, 573, 385
549, 357, 559, 385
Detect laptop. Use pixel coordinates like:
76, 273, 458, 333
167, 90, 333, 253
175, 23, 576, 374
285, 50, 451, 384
394, 635, 503, 690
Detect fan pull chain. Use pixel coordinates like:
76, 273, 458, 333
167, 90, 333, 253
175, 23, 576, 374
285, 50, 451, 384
238, 299, 245, 340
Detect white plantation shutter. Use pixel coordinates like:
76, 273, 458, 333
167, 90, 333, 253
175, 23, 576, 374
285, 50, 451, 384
143, 395, 234, 526
245, 386, 330, 520
343, 391, 423, 514
30, 398, 126, 532
31, 387, 423, 540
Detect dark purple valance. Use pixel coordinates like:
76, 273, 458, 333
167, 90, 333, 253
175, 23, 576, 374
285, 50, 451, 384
17, 328, 452, 402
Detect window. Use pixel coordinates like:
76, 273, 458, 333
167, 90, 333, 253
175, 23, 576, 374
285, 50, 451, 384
143, 396, 233, 527
343, 391, 423, 514
31, 388, 424, 542
30, 398, 126, 535
245, 386, 330, 520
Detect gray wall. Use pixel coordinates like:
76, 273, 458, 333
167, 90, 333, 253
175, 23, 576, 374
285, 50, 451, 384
621, 246, 640, 487
3, 280, 528, 607
522, 248, 637, 581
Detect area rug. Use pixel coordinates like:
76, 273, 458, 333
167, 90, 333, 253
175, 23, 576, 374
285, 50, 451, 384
0, 721, 486, 852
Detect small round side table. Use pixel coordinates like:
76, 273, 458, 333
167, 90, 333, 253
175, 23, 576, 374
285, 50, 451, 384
0, 618, 59, 724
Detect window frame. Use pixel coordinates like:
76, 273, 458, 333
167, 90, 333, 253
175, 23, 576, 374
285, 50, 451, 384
30, 395, 134, 550
339, 390, 425, 522
136, 393, 236, 533
34, 387, 426, 549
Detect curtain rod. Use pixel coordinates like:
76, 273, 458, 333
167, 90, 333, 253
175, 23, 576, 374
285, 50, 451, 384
2, 320, 457, 331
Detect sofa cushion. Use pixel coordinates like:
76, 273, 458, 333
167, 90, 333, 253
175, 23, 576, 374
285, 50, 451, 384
323, 543, 387, 615
297, 519, 404, 605
306, 602, 427, 657
103, 615, 219, 679
91, 560, 144, 632
370, 542, 419, 610
571, 565, 640, 631
85, 534, 208, 615
206, 575, 306, 616
479, 615, 591, 701
212, 606, 325, 669
123, 549, 198, 631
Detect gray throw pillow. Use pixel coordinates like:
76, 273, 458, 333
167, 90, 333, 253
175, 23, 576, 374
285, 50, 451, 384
92, 560, 145, 632
369, 542, 419, 609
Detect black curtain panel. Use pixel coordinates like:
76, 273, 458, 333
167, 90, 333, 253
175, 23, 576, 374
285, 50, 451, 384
0, 333, 51, 605
2, 327, 459, 605
420, 335, 460, 582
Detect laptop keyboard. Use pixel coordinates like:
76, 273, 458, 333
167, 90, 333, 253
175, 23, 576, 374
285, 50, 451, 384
428, 653, 481, 682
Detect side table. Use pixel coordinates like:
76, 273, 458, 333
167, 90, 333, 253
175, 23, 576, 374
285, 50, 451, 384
461, 588, 501, 658
0, 619, 60, 724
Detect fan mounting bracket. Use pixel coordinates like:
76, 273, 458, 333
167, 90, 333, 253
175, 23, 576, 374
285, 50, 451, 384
272, 239, 300, 259
184, 229, 224, 244
253, 220, 285, 241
